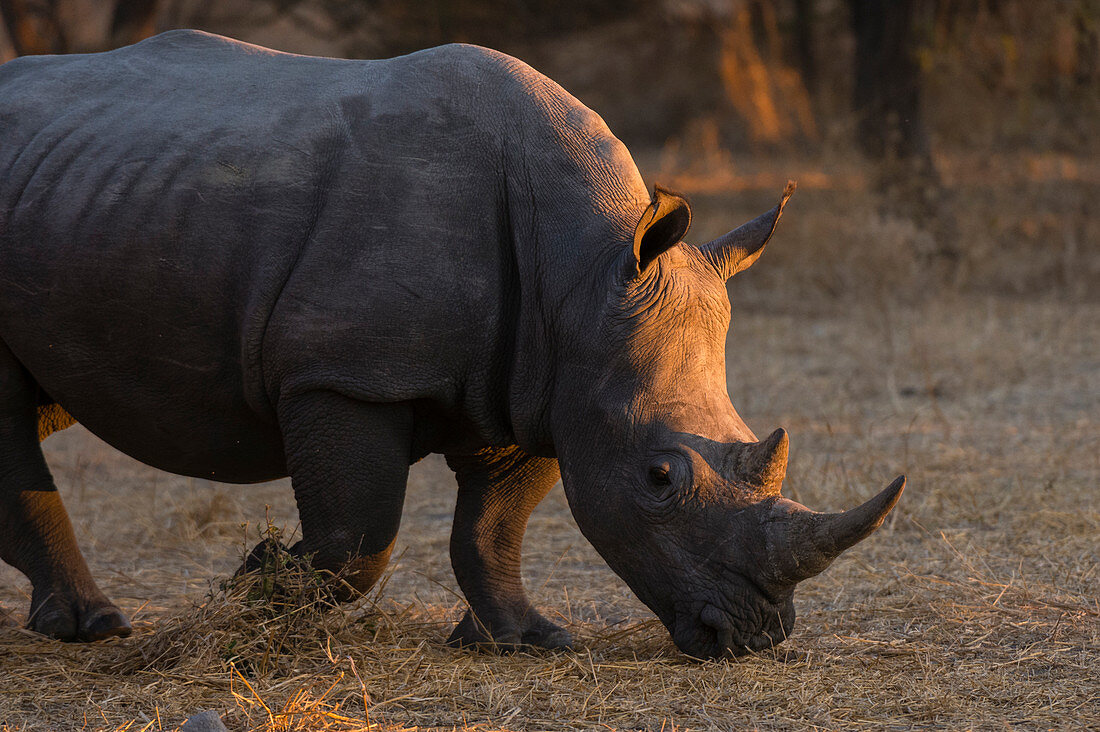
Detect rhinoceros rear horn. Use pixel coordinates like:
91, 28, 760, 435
702, 181, 795, 280
767, 476, 906, 584
633, 184, 692, 273
728, 428, 789, 494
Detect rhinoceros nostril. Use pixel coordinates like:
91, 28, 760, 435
699, 604, 736, 656
699, 604, 729, 631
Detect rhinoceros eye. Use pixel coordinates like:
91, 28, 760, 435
645, 453, 691, 496
641, 454, 691, 512
640, 456, 690, 515
649, 463, 672, 487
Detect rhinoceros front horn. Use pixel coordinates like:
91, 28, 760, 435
767, 476, 906, 584
808, 475, 906, 557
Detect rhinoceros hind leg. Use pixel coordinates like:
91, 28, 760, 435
445, 447, 572, 652
37, 402, 77, 442
30, 592, 132, 642
0, 342, 131, 642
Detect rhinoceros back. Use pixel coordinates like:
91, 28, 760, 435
0, 31, 452, 479
0, 30, 644, 474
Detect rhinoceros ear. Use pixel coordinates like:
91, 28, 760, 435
632, 185, 692, 274
702, 181, 795, 280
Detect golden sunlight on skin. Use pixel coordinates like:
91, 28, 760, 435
37, 403, 76, 441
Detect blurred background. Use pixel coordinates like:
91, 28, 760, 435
1, 0, 1097, 301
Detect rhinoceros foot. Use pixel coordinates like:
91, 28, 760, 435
29, 590, 132, 642
447, 607, 573, 653
236, 538, 353, 600
238, 537, 294, 576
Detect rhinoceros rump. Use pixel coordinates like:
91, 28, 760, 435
0, 30, 904, 658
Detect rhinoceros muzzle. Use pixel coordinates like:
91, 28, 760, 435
663, 468, 906, 660
670, 587, 796, 659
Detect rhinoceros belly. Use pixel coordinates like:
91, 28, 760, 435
0, 171, 291, 482
7, 328, 287, 483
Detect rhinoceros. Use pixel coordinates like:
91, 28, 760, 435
0, 30, 904, 658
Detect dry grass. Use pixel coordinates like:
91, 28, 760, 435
1, 150, 1098, 730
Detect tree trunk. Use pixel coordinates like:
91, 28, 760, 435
849, 0, 960, 267
109, 0, 158, 48
793, 0, 816, 94
849, 0, 930, 163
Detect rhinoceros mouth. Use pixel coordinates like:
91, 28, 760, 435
669, 590, 795, 660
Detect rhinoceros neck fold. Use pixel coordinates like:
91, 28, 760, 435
494, 58, 651, 456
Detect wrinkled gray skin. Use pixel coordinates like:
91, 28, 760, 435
0, 31, 904, 658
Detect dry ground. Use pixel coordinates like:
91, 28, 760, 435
0, 156, 1097, 730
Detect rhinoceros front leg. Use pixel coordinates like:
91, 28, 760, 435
275, 391, 411, 597
445, 446, 572, 651
0, 344, 130, 641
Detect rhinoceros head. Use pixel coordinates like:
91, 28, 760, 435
554, 183, 905, 659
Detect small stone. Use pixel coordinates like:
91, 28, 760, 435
179, 710, 228, 732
